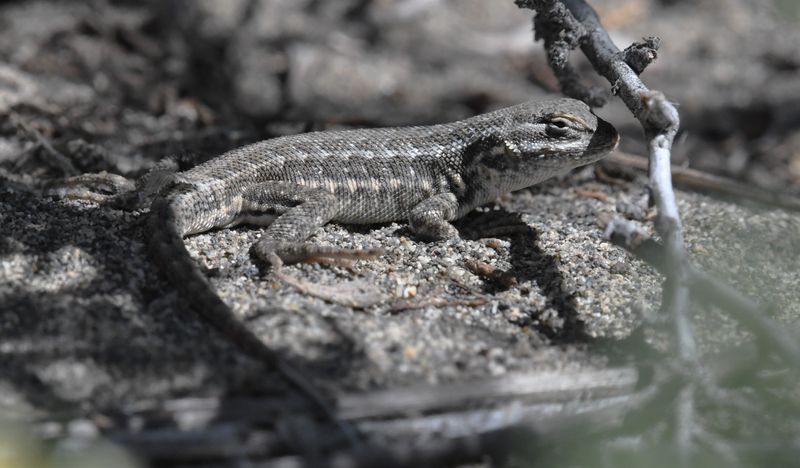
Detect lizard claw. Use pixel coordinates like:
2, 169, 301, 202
263, 250, 385, 307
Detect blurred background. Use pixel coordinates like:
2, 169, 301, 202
1, 0, 799, 194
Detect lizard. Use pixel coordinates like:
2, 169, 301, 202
51, 97, 618, 437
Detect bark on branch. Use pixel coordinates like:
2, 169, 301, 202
514, 1, 800, 462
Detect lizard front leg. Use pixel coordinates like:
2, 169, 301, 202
408, 192, 461, 240
242, 182, 383, 307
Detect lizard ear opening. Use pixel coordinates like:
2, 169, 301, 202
463, 135, 500, 166
462, 135, 521, 170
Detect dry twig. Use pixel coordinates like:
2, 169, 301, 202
515, 0, 798, 463
606, 151, 800, 211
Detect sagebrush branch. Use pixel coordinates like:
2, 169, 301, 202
517, 0, 799, 371
514, 0, 694, 363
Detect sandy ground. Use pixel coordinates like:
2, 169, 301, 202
0, 0, 798, 464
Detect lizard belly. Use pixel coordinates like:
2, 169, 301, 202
281, 160, 444, 225
331, 178, 432, 224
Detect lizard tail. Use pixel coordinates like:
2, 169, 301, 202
147, 197, 270, 359
147, 197, 360, 444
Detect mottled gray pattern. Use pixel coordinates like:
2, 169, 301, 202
170, 98, 617, 239
145, 97, 617, 410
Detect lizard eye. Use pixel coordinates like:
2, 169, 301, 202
545, 117, 573, 137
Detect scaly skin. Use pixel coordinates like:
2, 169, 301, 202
58, 97, 619, 440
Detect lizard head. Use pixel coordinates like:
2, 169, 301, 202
502, 98, 619, 172
469, 98, 618, 192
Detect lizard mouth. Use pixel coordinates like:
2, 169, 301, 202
589, 117, 619, 154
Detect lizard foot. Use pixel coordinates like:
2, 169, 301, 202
256, 243, 385, 308
297, 247, 385, 273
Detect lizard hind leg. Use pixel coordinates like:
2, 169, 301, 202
46, 157, 180, 209
46, 172, 136, 204
243, 182, 385, 308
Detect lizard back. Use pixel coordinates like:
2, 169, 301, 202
172, 98, 617, 232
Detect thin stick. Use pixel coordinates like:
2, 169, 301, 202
607, 151, 800, 211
